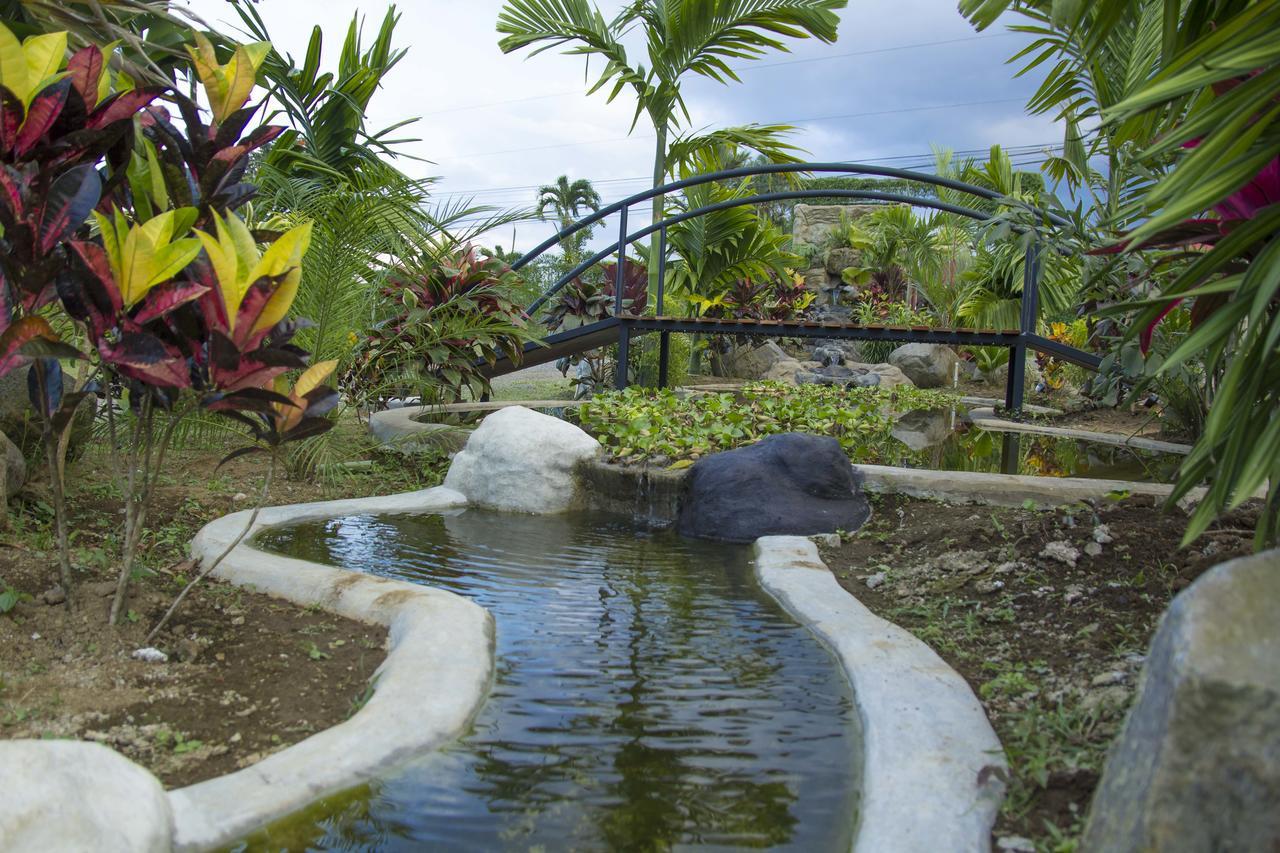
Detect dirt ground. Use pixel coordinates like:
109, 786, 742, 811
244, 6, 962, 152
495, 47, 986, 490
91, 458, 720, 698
0, 419, 448, 787
818, 493, 1258, 851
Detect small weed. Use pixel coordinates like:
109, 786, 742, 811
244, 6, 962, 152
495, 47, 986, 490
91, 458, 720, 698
155, 728, 204, 754
0, 584, 31, 615
304, 642, 331, 661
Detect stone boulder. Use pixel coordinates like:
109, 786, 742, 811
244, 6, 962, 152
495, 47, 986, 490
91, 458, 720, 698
712, 340, 792, 380
824, 246, 862, 276
891, 409, 953, 451
888, 343, 960, 389
444, 406, 600, 514
1081, 548, 1280, 852
791, 203, 879, 247
763, 358, 807, 384
796, 362, 913, 390
676, 433, 871, 543
0, 740, 173, 852
2, 431, 25, 501
0, 368, 95, 456
802, 268, 829, 294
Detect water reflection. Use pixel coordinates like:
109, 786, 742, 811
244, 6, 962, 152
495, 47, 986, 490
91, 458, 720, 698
248, 510, 859, 851
880, 409, 1182, 482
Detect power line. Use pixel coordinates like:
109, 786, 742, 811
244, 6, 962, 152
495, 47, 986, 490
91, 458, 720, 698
429, 142, 1062, 200
416, 33, 1020, 118
450, 98, 1030, 160
441, 148, 1066, 229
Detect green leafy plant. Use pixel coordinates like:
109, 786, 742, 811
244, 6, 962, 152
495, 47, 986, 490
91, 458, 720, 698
575, 382, 955, 463
964, 0, 1280, 546
345, 245, 536, 408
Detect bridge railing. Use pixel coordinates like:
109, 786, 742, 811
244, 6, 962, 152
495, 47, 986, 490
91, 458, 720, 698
510, 162, 1084, 413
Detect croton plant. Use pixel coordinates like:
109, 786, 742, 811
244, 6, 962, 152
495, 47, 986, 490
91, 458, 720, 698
0, 22, 336, 618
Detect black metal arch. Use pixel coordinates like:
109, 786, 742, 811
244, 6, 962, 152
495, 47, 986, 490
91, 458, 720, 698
501, 161, 1096, 415
511, 160, 1070, 278
523, 187, 997, 317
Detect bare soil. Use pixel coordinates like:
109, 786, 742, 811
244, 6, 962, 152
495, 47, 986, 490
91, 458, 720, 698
818, 493, 1258, 851
0, 422, 447, 788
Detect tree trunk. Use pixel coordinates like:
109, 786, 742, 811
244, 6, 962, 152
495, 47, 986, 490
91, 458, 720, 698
648, 122, 668, 300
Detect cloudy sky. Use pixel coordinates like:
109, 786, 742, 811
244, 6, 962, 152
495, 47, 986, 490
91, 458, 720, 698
178, 0, 1059, 252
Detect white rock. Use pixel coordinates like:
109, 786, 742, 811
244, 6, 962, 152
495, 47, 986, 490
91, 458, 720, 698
0, 740, 173, 851
1040, 540, 1080, 567
444, 406, 601, 514
1084, 541, 1104, 558
865, 571, 887, 589
1093, 524, 1114, 544
996, 835, 1036, 852
131, 647, 169, 663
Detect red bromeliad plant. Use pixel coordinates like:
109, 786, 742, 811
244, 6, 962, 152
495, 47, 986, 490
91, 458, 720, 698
347, 244, 533, 408
599, 258, 649, 316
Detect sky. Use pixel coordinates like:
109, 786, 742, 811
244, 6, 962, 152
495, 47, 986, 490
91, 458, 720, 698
177, 0, 1061, 253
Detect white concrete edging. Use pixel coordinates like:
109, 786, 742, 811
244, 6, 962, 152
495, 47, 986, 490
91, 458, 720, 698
967, 407, 1192, 455
170, 486, 493, 852
754, 536, 1004, 853
853, 463, 1185, 509
366, 407, 470, 454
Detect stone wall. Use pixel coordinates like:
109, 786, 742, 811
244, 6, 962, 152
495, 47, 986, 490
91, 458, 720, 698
791, 203, 879, 248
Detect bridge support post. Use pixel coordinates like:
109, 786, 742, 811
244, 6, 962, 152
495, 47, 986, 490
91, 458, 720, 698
999, 431, 1021, 475
616, 325, 631, 390
1005, 241, 1043, 416
657, 332, 671, 388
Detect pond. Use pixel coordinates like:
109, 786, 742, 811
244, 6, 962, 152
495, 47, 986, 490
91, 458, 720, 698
412, 401, 1184, 484
244, 510, 860, 851
885, 412, 1184, 483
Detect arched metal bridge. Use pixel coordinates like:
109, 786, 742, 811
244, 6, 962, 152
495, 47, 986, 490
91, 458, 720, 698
491, 162, 1100, 413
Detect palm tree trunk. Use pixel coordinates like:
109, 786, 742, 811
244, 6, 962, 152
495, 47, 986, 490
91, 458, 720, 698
648, 122, 668, 300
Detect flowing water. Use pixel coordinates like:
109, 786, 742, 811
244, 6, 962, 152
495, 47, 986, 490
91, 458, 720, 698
247, 510, 860, 851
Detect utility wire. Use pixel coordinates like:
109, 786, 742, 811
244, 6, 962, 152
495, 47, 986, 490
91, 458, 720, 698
430, 142, 1061, 201
417, 33, 1020, 117
441, 149, 1065, 229
450, 98, 1030, 160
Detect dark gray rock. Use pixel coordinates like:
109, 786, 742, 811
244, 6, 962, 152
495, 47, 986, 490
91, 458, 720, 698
1081, 548, 1280, 852
811, 304, 853, 324
676, 433, 871, 543
795, 362, 913, 389
811, 344, 846, 368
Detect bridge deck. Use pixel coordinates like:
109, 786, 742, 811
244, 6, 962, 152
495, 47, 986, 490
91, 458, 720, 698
483, 315, 1062, 379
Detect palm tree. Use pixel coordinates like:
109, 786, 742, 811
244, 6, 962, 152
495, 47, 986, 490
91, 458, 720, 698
536, 175, 602, 266
497, 0, 846, 289
230, 2, 420, 181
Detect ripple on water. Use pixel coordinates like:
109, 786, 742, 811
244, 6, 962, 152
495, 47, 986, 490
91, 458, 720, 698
248, 509, 861, 851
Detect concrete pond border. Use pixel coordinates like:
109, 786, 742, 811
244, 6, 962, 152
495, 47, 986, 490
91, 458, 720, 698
6, 401, 1207, 852
169, 485, 494, 851
755, 536, 1005, 853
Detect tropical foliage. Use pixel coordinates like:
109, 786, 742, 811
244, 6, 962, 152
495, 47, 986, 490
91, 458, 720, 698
497, 0, 846, 295
0, 19, 336, 622
537, 175, 602, 269
963, 0, 1280, 547
344, 245, 534, 409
